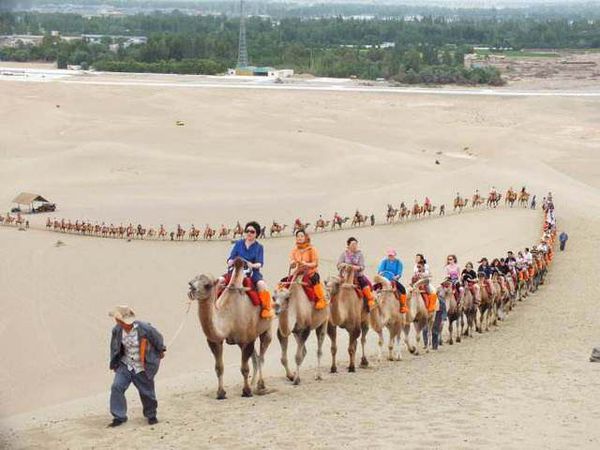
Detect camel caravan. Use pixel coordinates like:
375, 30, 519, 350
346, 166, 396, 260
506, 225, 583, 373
187, 192, 556, 399
2, 187, 534, 244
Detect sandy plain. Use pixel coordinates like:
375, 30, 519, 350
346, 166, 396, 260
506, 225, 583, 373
0, 71, 599, 449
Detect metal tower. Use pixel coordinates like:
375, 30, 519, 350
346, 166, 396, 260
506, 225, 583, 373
237, 0, 249, 67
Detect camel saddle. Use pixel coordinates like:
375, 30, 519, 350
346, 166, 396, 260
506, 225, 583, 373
219, 272, 260, 306
280, 274, 317, 303
373, 282, 401, 302
483, 279, 493, 296
466, 281, 480, 304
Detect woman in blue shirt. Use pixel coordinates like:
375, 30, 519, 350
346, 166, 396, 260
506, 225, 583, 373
377, 248, 407, 313
220, 221, 273, 319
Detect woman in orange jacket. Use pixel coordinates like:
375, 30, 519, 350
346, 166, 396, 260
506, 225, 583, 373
288, 229, 327, 310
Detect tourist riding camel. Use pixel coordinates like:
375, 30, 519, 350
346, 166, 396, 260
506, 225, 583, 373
218, 221, 273, 319
326, 263, 371, 372
376, 248, 407, 313
411, 256, 437, 314
370, 274, 409, 362
273, 231, 329, 384
336, 237, 375, 310
188, 258, 272, 399
281, 229, 327, 310
270, 221, 287, 236
444, 254, 464, 301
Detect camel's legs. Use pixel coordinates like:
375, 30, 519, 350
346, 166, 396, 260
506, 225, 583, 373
394, 331, 402, 361
293, 328, 310, 385
425, 317, 434, 353
277, 328, 294, 381
413, 322, 423, 355
348, 328, 360, 372
327, 323, 338, 373
360, 321, 369, 368
448, 317, 454, 345
403, 323, 415, 356
256, 330, 271, 392
250, 348, 258, 388
240, 342, 254, 397
388, 325, 400, 361
384, 329, 392, 361
315, 322, 327, 381
207, 340, 226, 400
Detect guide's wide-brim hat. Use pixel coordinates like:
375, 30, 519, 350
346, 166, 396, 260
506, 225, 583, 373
109, 305, 136, 325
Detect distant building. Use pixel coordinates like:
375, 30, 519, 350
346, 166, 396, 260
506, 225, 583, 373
228, 66, 294, 78
81, 34, 147, 47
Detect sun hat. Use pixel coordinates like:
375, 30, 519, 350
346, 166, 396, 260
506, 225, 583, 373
109, 305, 136, 325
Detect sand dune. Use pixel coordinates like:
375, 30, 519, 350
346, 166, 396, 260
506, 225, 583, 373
0, 76, 599, 449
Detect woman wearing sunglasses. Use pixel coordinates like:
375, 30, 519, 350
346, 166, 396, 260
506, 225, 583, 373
223, 221, 273, 319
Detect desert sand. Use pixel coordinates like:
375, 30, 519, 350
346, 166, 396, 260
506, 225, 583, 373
0, 73, 599, 449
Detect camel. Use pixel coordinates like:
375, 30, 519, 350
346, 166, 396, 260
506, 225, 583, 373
136, 224, 146, 239
218, 225, 231, 239
453, 196, 469, 212
331, 216, 349, 230
487, 274, 505, 324
314, 218, 330, 232
158, 225, 167, 240
370, 275, 411, 361
270, 222, 287, 237
385, 204, 398, 223
476, 275, 499, 332
412, 203, 424, 218
325, 265, 370, 372
519, 191, 530, 207
505, 190, 518, 207
125, 224, 135, 239
516, 268, 529, 300
351, 212, 367, 227
423, 203, 436, 216
487, 192, 502, 208
439, 281, 463, 345
176, 224, 186, 240
499, 273, 517, 314
203, 225, 215, 240
405, 279, 436, 354
399, 204, 410, 220
232, 222, 244, 239
187, 258, 272, 399
273, 274, 329, 385
293, 221, 310, 234
461, 282, 478, 338
188, 225, 200, 240
472, 194, 484, 208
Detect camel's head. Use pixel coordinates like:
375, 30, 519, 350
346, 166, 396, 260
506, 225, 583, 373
273, 287, 291, 315
325, 275, 341, 299
338, 264, 356, 285
188, 274, 217, 301
373, 274, 392, 289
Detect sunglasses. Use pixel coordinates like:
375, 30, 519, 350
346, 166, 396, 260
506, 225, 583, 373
245, 229, 256, 234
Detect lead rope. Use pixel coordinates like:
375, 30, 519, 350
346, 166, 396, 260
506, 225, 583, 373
167, 299, 193, 348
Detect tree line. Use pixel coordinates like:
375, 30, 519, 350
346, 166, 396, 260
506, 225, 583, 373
1, 11, 599, 84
